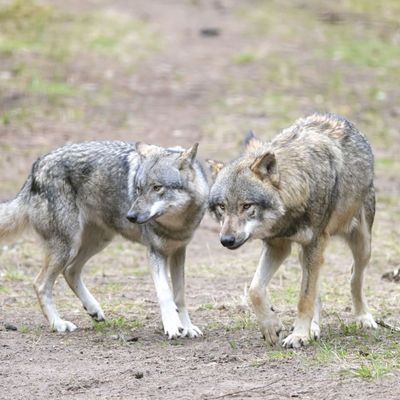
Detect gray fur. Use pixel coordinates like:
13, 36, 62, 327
0, 140, 208, 338
209, 113, 377, 347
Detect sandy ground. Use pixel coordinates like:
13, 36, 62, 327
1, 1, 400, 399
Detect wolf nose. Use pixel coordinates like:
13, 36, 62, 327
126, 211, 139, 223
220, 235, 236, 248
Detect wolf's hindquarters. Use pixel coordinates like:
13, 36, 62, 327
0, 197, 29, 243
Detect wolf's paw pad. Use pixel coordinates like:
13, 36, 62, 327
182, 324, 203, 338
260, 320, 283, 346
356, 313, 377, 330
310, 321, 321, 340
282, 333, 310, 349
52, 320, 77, 333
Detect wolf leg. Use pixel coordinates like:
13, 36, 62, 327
295, 248, 322, 339
249, 239, 291, 345
33, 242, 77, 332
346, 209, 377, 329
283, 235, 328, 348
63, 227, 111, 322
169, 247, 202, 338
149, 249, 183, 339
311, 295, 321, 339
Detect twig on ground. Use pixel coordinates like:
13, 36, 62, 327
205, 378, 281, 399
377, 319, 400, 332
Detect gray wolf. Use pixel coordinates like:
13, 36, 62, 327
0, 140, 208, 339
208, 113, 377, 348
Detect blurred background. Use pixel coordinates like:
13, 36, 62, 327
1, 1, 400, 395
0, 0, 399, 198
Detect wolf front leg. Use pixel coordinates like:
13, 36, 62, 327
169, 247, 202, 338
283, 234, 328, 348
249, 239, 291, 345
148, 249, 183, 339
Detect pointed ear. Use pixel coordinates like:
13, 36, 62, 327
250, 151, 279, 186
178, 143, 199, 169
206, 159, 225, 181
135, 142, 159, 158
244, 131, 264, 154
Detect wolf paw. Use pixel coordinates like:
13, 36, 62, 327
88, 309, 106, 322
164, 324, 184, 340
356, 313, 378, 329
181, 324, 203, 338
259, 318, 283, 346
282, 332, 310, 349
51, 319, 77, 333
163, 314, 184, 340
310, 320, 321, 340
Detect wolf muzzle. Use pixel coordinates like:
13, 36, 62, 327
126, 211, 151, 224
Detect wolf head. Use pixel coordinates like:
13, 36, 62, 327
127, 142, 202, 225
208, 134, 285, 249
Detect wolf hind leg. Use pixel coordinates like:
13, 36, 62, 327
346, 208, 377, 329
169, 247, 202, 338
63, 226, 112, 322
33, 240, 77, 332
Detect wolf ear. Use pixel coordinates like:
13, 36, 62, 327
178, 143, 199, 169
206, 159, 225, 181
244, 131, 264, 154
250, 151, 279, 186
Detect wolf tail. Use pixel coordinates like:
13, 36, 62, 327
0, 182, 30, 243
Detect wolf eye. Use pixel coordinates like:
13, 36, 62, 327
242, 204, 252, 210
153, 185, 162, 192
217, 204, 225, 211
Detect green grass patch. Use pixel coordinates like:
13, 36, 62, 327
0, 0, 159, 61
0, 0, 160, 127
232, 51, 259, 65
93, 316, 144, 333
351, 362, 390, 379
268, 349, 296, 360
198, 302, 218, 311
0, 285, 11, 293
226, 311, 257, 331
340, 0, 400, 16
323, 31, 400, 70
1, 269, 26, 282
28, 76, 78, 96
312, 341, 348, 364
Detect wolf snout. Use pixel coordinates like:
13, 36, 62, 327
126, 211, 151, 224
220, 234, 236, 248
126, 210, 139, 223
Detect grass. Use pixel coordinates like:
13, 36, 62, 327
226, 311, 257, 331
0, 0, 159, 61
204, 0, 400, 156
1, 269, 26, 282
232, 51, 259, 65
0, 0, 160, 128
93, 316, 144, 333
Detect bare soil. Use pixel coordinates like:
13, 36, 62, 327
1, 1, 400, 399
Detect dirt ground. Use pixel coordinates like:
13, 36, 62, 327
1, 1, 400, 399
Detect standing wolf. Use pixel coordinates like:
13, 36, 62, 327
0, 140, 208, 339
208, 113, 377, 348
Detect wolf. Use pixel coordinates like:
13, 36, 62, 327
0, 140, 209, 339
208, 113, 377, 348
